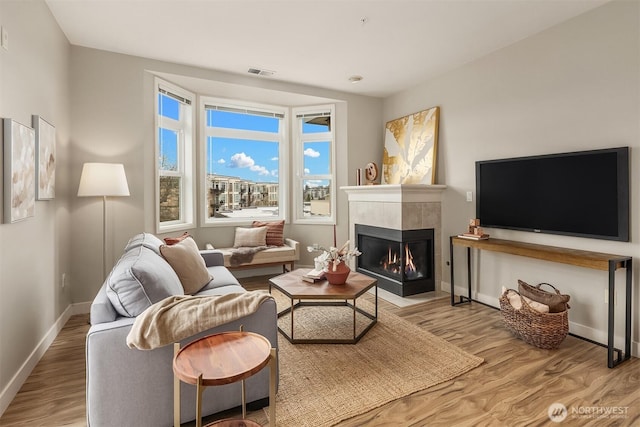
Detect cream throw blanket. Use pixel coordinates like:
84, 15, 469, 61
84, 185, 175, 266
126, 291, 272, 350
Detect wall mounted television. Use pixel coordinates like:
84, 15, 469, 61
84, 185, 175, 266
475, 147, 629, 242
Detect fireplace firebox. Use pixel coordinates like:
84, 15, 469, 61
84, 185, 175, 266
355, 224, 434, 297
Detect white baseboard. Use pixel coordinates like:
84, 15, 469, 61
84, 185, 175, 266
72, 301, 92, 315
0, 304, 73, 417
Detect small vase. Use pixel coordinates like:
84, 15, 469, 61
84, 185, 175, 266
324, 261, 351, 285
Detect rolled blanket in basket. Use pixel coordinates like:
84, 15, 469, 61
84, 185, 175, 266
501, 287, 549, 313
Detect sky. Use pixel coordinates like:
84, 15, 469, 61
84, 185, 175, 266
158, 94, 330, 184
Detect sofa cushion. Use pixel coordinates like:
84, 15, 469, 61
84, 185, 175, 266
233, 226, 267, 248
199, 266, 242, 292
124, 232, 165, 255
252, 220, 285, 246
106, 246, 184, 317
160, 237, 213, 294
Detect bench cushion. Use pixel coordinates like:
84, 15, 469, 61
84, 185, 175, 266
218, 244, 296, 268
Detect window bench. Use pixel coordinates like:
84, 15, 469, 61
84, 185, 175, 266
216, 238, 300, 272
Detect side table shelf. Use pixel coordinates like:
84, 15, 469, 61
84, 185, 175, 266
449, 236, 633, 368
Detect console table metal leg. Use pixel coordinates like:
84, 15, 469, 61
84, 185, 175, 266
450, 236, 455, 306
625, 260, 632, 363
466, 247, 472, 302
608, 261, 616, 368
450, 236, 472, 306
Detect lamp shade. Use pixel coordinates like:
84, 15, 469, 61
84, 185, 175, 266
78, 163, 130, 197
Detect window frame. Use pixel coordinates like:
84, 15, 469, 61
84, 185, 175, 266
154, 78, 196, 233
292, 104, 336, 225
199, 97, 289, 227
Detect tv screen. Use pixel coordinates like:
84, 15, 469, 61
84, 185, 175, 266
476, 147, 629, 241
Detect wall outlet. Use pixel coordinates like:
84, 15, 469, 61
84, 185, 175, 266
466, 191, 473, 202
61, 273, 67, 289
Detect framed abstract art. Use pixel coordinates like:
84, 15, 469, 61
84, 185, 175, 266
382, 106, 440, 185
3, 118, 36, 223
33, 115, 56, 200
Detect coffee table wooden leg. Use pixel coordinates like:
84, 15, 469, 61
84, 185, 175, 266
196, 373, 204, 427
173, 343, 180, 427
269, 348, 277, 426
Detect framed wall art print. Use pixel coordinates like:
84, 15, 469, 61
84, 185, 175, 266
3, 118, 36, 223
382, 106, 440, 185
33, 115, 56, 200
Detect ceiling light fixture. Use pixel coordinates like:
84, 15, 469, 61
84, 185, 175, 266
348, 75, 363, 83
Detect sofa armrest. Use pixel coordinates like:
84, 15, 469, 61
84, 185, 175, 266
284, 238, 300, 260
200, 249, 225, 267
90, 283, 117, 325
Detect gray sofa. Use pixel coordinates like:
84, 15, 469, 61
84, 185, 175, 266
86, 233, 278, 427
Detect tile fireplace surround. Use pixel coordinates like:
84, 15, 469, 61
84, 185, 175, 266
342, 184, 447, 295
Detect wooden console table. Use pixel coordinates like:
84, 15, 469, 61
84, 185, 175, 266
449, 236, 633, 368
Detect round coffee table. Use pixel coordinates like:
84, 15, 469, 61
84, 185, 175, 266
173, 331, 276, 427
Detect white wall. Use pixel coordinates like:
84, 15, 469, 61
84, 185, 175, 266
384, 0, 639, 354
0, 0, 71, 414
69, 47, 383, 303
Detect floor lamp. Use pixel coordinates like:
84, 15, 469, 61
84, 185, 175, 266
78, 163, 130, 279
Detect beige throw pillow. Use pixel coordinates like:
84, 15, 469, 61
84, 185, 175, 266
233, 226, 268, 248
160, 237, 212, 294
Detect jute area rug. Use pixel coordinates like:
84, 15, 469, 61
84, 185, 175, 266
266, 291, 484, 427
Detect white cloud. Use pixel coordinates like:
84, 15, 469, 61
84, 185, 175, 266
304, 148, 320, 158
271, 156, 278, 161
250, 165, 270, 176
304, 168, 310, 174
217, 158, 225, 164
229, 152, 254, 168
229, 152, 270, 176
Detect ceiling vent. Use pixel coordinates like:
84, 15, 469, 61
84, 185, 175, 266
248, 67, 276, 77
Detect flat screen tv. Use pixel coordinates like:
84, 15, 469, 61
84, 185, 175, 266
476, 147, 629, 241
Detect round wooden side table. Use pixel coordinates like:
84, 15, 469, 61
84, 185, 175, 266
173, 331, 277, 427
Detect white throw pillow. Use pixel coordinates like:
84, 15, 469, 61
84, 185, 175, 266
233, 226, 268, 248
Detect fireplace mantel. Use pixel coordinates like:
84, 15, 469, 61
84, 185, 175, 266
341, 184, 447, 203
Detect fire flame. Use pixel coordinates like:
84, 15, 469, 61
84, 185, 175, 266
380, 244, 418, 276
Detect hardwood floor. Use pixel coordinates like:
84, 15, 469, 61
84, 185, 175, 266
1, 276, 638, 426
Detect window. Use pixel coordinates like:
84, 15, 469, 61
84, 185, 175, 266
201, 98, 287, 225
293, 105, 335, 223
155, 79, 195, 232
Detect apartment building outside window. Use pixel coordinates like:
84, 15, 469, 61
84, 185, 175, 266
201, 98, 287, 225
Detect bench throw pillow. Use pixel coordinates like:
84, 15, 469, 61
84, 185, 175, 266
233, 226, 268, 248
160, 236, 213, 294
163, 231, 191, 245
106, 245, 184, 317
252, 220, 285, 246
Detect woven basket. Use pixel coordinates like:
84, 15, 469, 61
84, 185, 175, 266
499, 289, 569, 349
